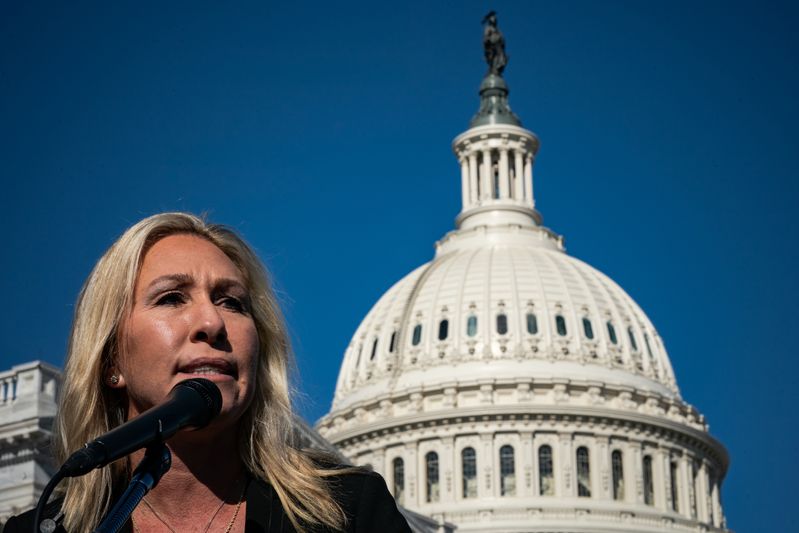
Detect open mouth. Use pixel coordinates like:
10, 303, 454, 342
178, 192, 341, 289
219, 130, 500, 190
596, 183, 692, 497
179, 359, 237, 379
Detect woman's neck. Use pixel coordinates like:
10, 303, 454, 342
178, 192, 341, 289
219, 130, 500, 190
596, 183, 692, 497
130, 427, 246, 517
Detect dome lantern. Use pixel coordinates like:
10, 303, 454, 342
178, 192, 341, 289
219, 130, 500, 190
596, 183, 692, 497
454, 13, 543, 231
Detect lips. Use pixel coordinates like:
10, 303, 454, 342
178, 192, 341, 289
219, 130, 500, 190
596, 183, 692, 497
179, 358, 236, 379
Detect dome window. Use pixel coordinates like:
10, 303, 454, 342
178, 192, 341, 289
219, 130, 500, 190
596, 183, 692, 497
607, 321, 618, 344
526, 312, 538, 334
412, 324, 422, 346
438, 319, 449, 341
467, 315, 478, 337
499, 445, 516, 496
392, 457, 404, 504
462, 447, 477, 498
644, 333, 653, 358
627, 327, 639, 351
643, 455, 654, 505
576, 446, 591, 497
582, 317, 594, 339
426, 451, 440, 503
670, 459, 680, 512
496, 313, 508, 335
389, 331, 397, 353
555, 315, 567, 336
538, 445, 554, 496
612, 450, 624, 501
370, 338, 378, 361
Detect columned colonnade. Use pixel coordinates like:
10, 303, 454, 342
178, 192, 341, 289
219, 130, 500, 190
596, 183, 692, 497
454, 125, 538, 213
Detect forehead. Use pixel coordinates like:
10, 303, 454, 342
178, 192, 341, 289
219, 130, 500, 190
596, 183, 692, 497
137, 234, 244, 286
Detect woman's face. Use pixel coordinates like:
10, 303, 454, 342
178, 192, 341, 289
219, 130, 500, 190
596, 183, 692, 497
113, 234, 260, 429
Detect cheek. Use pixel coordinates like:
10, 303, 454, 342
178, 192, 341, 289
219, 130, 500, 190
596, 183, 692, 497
122, 316, 185, 369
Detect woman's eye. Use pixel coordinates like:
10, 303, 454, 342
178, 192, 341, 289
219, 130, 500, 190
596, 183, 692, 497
155, 292, 185, 306
218, 296, 247, 313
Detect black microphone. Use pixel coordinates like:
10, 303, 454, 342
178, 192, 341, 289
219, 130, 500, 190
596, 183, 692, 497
59, 378, 222, 477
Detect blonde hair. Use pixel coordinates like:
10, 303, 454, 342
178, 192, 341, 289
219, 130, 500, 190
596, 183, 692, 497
55, 212, 346, 532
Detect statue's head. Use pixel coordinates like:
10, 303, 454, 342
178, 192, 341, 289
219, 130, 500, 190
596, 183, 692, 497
482, 11, 497, 26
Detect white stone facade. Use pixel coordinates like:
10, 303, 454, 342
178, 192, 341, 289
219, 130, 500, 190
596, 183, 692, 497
318, 72, 730, 532
0, 361, 61, 525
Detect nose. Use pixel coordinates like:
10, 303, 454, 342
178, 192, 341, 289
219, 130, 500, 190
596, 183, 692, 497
189, 299, 228, 346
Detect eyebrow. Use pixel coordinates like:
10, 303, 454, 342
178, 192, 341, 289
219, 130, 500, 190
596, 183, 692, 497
145, 274, 247, 293
146, 273, 194, 291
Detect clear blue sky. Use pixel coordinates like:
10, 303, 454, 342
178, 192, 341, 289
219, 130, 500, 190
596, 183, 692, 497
1, 1, 796, 530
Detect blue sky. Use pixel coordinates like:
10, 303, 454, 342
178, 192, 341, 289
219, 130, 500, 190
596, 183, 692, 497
1, 1, 796, 530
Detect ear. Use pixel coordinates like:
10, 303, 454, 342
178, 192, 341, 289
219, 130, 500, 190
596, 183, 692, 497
105, 366, 127, 389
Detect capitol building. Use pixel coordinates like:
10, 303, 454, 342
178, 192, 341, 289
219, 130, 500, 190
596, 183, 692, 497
316, 16, 730, 533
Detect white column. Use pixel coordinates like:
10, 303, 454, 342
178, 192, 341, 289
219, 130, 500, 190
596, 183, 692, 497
480, 433, 494, 498
525, 154, 534, 207
373, 447, 386, 478
514, 150, 524, 201
520, 431, 533, 496
498, 149, 510, 199
655, 448, 669, 511
482, 149, 492, 200
596, 436, 610, 499
442, 437, 454, 502
460, 158, 470, 209
406, 442, 418, 506
468, 153, 479, 203
683, 454, 697, 519
559, 433, 574, 497
711, 475, 722, 527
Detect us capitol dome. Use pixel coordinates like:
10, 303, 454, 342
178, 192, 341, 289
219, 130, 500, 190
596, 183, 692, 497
317, 14, 729, 533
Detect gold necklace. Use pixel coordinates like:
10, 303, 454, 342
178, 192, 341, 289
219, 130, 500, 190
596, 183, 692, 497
134, 477, 248, 533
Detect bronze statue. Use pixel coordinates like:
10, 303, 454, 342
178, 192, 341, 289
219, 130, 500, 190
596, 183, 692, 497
482, 11, 507, 76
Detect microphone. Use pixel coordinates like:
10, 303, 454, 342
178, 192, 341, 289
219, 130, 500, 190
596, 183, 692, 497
59, 378, 222, 477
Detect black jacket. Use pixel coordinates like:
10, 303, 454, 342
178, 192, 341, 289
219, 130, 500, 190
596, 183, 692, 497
4, 471, 411, 532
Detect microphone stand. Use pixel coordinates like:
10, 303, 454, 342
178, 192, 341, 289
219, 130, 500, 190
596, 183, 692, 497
92, 443, 172, 533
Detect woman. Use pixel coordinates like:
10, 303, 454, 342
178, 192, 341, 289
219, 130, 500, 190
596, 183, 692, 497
5, 213, 409, 533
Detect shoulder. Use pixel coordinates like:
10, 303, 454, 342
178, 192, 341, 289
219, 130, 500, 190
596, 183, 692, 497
321, 469, 411, 533
249, 466, 410, 533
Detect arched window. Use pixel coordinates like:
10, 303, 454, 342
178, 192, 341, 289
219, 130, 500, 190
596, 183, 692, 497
392, 457, 404, 504
496, 313, 508, 335
556, 315, 567, 336
526, 312, 538, 334
644, 333, 654, 358
612, 450, 624, 500
607, 321, 618, 344
628, 326, 639, 351
438, 319, 449, 341
467, 315, 478, 337
462, 447, 477, 498
412, 324, 422, 346
499, 445, 516, 496
389, 331, 397, 353
370, 338, 378, 361
538, 445, 554, 496
643, 455, 654, 505
670, 460, 680, 512
426, 452, 440, 503
576, 447, 591, 497
582, 317, 594, 339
